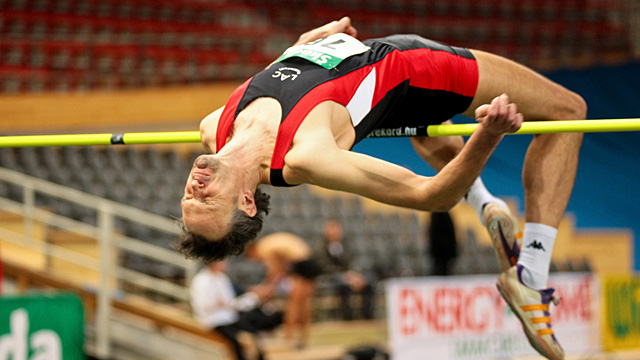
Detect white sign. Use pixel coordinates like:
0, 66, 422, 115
386, 273, 601, 360
277, 33, 370, 69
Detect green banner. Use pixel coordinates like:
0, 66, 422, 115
602, 275, 640, 350
0, 293, 84, 360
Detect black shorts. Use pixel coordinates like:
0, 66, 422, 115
360, 34, 479, 139
291, 259, 322, 279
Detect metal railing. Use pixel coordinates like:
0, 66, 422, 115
0, 166, 198, 359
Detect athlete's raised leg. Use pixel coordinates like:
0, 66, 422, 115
461, 49, 586, 360
466, 49, 586, 288
465, 49, 586, 230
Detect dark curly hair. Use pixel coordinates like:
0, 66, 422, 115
176, 188, 270, 263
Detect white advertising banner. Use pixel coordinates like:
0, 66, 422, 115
386, 273, 600, 360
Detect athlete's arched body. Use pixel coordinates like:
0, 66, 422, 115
179, 18, 586, 360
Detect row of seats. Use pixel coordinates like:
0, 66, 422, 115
0, 146, 592, 290
3, 0, 262, 25
0, 146, 188, 218
252, 0, 621, 20
262, 1, 630, 67
0, 0, 285, 92
0, 0, 633, 92
1, 9, 270, 44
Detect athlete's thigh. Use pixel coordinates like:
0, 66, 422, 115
463, 49, 583, 121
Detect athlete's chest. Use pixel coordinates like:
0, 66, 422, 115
293, 101, 355, 151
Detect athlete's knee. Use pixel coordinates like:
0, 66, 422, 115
550, 91, 587, 143
553, 90, 587, 121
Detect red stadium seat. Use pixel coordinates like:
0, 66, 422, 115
0, 0, 633, 92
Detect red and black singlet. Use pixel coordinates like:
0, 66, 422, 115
217, 34, 479, 186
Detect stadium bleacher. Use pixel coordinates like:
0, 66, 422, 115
0, 0, 634, 92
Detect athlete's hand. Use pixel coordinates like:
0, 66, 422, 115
474, 94, 523, 135
293, 16, 358, 46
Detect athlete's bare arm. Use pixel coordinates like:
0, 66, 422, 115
286, 95, 522, 212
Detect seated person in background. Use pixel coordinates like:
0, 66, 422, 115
314, 218, 377, 320
245, 232, 321, 349
190, 260, 282, 360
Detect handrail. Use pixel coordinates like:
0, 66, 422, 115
0, 166, 199, 358
0, 167, 181, 234
0, 226, 100, 272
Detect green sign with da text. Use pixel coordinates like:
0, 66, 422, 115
0, 293, 84, 360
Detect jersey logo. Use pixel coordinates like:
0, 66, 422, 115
272, 67, 301, 81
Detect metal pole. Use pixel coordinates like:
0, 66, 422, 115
95, 202, 114, 359
22, 179, 35, 246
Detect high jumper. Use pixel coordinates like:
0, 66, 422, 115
179, 17, 587, 360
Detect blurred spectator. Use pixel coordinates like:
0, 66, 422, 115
314, 219, 377, 320
190, 260, 282, 360
427, 212, 458, 276
245, 232, 320, 349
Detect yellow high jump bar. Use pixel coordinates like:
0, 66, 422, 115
0, 131, 201, 148
426, 118, 640, 137
0, 119, 638, 147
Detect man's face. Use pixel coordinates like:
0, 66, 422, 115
181, 154, 237, 240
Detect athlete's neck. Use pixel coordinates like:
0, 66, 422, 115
218, 104, 279, 186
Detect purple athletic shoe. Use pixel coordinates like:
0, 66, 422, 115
483, 202, 521, 272
497, 265, 564, 360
